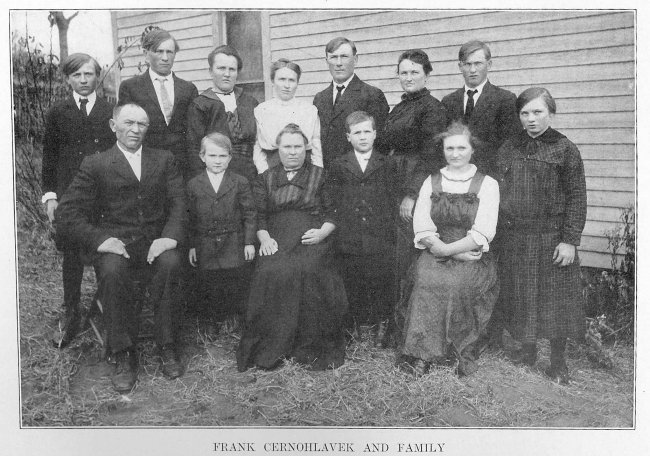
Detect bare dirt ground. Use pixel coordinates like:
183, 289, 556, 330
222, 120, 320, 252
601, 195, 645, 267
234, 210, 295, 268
18, 236, 634, 428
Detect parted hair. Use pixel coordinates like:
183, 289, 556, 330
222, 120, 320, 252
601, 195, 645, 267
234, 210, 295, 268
200, 132, 232, 155
516, 87, 557, 115
142, 28, 179, 52
434, 121, 482, 154
276, 123, 309, 146
113, 101, 149, 120
345, 111, 375, 132
208, 44, 243, 71
270, 58, 302, 81
61, 53, 102, 77
325, 37, 357, 56
458, 40, 492, 62
397, 49, 433, 75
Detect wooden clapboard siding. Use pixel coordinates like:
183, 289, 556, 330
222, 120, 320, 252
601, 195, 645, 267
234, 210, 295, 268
112, 9, 635, 269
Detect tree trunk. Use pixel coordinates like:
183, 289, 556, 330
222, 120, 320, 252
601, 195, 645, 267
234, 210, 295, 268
48, 11, 78, 63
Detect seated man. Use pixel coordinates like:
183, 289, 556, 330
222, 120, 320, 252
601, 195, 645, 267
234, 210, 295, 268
56, 102, 187, 393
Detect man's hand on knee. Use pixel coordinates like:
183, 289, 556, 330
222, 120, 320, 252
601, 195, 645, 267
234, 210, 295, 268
97, 237, 130, 258
147, 238, 178, 264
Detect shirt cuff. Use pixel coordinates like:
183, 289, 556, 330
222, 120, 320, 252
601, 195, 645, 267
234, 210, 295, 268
468, 229, 490, 252
414, 230, 438, 249
42, 192, 57, 204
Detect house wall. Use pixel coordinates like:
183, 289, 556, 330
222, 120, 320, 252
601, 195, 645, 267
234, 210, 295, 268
113, 10, 636, 269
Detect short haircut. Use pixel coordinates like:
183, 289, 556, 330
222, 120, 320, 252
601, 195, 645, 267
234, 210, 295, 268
397, 49, 433, 76
200, 132, 232, 155
325, 37, 357, 56
458, 40, 492, 62
208, 44, 243, 71
61, 53, 101, 77
434, 120, 482, 154
345, 111, 375, 132
516, 87, 557, 115
276, 123, 308, 146
142, 28, 179, 53
113, 101, 149, 120
270, 58, 302, 82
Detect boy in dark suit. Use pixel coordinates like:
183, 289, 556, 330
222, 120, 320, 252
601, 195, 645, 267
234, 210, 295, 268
327, 111, 397, 344
42, 53, 115, 348
118, 28, 198, 179
441, 40, 520, 177
187, 133, 257, 339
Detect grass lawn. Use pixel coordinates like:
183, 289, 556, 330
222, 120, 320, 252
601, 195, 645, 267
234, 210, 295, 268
17, 234, 634, 428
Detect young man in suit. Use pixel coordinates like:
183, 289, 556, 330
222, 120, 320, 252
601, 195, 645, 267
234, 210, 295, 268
187, 132, 256, 339
313, 37, 389, 167
56, 103, 187, 392
118, 28, 198, 179
327, 111, 397, 345
42, 53, 115, 348
441, 40, 520, 177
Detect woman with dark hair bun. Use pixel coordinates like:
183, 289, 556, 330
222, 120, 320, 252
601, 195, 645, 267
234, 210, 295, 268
398, 121, 499, 377
375, 49, 448, 314
497, 87, 587, 384
252, 59, 323, 174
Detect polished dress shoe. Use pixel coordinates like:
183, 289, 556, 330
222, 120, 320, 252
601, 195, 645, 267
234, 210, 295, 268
160, 344, 183, 379
112, 349, 138, 393
51, 308, 81, 349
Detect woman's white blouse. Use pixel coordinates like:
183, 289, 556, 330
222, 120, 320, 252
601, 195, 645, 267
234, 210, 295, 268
413, 165, 500, 252
252, 97, 323, 173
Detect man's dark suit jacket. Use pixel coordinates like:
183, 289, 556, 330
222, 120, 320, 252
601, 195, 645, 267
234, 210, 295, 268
327, 151, 397, 256
313, 74, 389, 166
441, 80, 520, 176
118, 72, 198, 176
187, 169, 256, 270
56, 145, 187, 254
42, 95, 115, 197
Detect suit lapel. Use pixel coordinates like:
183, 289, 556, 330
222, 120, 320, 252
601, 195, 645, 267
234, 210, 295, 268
169, 74, 185, 125
363, 151, 385, 177
140, 147, 160, 184
342, 151, 364, 179
214, 170, 235, 200
109, 145, 140, 183
143, 73, 166, 120
472, 80, 495, 119
331, 75, 362, 121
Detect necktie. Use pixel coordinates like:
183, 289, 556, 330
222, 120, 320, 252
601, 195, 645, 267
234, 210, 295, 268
79, 98, 88, 117
156, 77, 173, 124
465, 89, 477, 120
334, 85, 344, 105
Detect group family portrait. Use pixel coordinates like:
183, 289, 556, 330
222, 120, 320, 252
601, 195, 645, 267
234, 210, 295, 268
6, 5, 642, 455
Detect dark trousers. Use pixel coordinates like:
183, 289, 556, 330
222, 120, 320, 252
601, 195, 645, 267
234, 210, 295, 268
94, 239, 183, 354
198, 265, 252, 322
339, 253, 395, 328
62, 248, 85, 312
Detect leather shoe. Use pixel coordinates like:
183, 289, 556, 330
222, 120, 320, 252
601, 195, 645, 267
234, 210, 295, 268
160, 344, 183, 379
111, 349, 138, 393
51, 309, 80, 349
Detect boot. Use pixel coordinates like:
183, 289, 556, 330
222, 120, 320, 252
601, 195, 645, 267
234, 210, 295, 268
545, 338, 569, 384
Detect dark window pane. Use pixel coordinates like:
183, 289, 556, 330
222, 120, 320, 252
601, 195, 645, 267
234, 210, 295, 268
226, 11, 263, 84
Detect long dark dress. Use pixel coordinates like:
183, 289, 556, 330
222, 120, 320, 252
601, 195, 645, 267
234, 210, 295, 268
401, 171, 498, 365
496, 128, 587, 343
237, 163, 348, 371
375, 88, 448, 290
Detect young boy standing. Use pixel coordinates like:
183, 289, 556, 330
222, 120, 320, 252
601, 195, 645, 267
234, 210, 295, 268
187, 132, 256, 338
327, 111, 397, 344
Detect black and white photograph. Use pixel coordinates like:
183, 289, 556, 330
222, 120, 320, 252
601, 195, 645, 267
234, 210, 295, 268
3, 1, 647, 454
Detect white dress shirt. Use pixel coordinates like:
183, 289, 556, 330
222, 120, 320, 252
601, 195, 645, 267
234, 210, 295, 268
149, 69, 175, 114
355, 149, 372, 172
463, 78, 488, 113
215, 90, 237, 113
412, 165, 499, 252
117, 143, 143, 181
331, 73, 355, 105
206, 169, 225, 193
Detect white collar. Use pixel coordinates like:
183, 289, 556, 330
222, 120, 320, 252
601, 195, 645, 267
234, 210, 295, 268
73, 91, 96, 104
149, 68, 174, 83
464, 78, 488, 97
333, 73, 355, 89
440, 164, 477, 182
116, 142, 142, 157
355, 149, 372, 159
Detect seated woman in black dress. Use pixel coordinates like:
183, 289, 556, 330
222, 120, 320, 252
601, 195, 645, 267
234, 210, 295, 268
400, 122, 499, 377
237, 124, 348, 371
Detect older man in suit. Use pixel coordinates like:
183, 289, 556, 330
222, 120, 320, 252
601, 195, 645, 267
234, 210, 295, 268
442, 40, 520, 177
42, 53, 115, 348
56, 102, 187, 393
313, 37, 389, 167
118, 28, 198, 179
